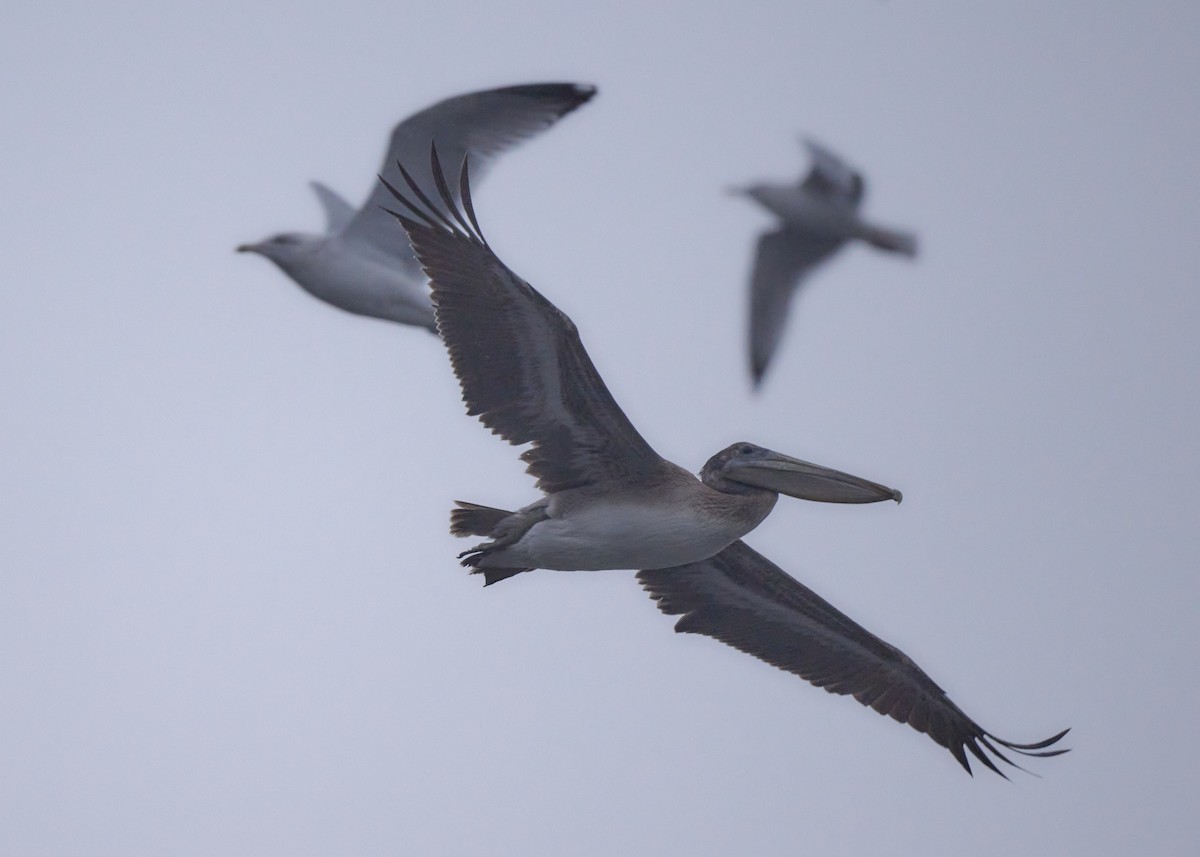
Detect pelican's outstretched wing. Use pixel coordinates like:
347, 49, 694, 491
638, 540, 1069, 777
800, 138, 865, 209
385, 149, 666, 493
343, 83, 596, 274
748, 228, 844, 386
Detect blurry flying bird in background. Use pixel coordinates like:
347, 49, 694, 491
237, 82, 596, 330
730, 138, 917, 387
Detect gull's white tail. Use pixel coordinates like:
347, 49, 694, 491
858, 222, 918, 258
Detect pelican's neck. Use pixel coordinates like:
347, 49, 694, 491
697, 481, 778, 534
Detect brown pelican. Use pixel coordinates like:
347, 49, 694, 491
385, 150, 1067, 777
731, 138, 918, 387
236, 82, 596, 330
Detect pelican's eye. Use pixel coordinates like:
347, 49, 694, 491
737, 444, 755, 456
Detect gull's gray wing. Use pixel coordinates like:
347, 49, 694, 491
748, 228, 846, 386
638, 540, 1069, 777
309, 181, 357, 232
341, 83, 596, 274
800, 138, 865, 210
384, 149, 666, 494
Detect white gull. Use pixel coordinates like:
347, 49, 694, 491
237, 82, 596, 330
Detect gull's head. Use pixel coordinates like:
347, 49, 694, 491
236, 232, 316, 265
725, 182, 765, 200
700, 442, 902, 504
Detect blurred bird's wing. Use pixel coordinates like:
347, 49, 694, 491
800, 137, 865, 209
341, 83, 596, 276
748, 228, 845, 386
309, 181, 356, 233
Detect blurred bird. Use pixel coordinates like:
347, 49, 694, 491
237, 82, 596, 330
730, 138, 918, 387
385, 149, 1067, 777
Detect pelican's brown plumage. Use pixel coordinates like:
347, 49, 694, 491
383, 148, 1067, 777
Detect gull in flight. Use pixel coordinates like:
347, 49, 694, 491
384, 150, 1067, 776
237, 83, 596, 330
730, 138, 918, 387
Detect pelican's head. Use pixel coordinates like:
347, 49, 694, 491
700, 442, 902, 504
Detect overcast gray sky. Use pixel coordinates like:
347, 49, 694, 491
3, 1, 1199, 855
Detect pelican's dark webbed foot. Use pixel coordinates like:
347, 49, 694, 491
449, 500, 535, 584
457, 544, 530, 585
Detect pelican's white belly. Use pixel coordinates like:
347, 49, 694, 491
493, 501, 749, 571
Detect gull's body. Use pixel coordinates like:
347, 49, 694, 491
248, 233, 436, 328
237, 82, 596, 330
385, 150, 1066, 776
733, 138, 919, 386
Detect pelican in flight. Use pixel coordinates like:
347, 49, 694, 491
237, 82, 595, 330
385, 150, 1067, 776
731, 138, 918, 387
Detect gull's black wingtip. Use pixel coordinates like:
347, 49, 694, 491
570, 83, 599, 103
506, 81, 598, 106
750, 361, 768, 391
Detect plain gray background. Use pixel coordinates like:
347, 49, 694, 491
3, 1, 1198, 854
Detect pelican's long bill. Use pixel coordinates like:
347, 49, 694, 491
720, 446, 902, 504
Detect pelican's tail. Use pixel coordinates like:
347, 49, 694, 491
858, 223, 918, 258
450, 501, 514, 537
